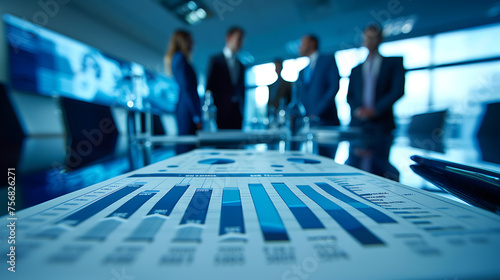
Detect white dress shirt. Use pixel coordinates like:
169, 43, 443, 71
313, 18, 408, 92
223, 46, 239, 85
362, 53, 382, 82
308, 51, 319, 72
362, 53, 383, 109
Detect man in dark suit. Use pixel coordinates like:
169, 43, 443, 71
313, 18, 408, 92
268, 59, 292, 112
347, 25, 405, 134
297, 34, 341, 126
206, 26, 246, 129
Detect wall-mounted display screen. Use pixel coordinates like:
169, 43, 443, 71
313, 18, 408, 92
3, 14, 178, 113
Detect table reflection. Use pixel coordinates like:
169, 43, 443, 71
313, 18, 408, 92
345, 135, 399, 182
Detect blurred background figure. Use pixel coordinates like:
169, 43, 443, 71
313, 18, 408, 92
206, 26, 246, 130
297, 34, 341, 127
164, 30, 202, 136
347, 24, 405, 135
267, 58, 292, 114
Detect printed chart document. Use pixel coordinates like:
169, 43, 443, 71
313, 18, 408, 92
2, 149, 500, 279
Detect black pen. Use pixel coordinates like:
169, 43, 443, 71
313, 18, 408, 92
410, 164, 500, 213
410, 155, 500, 214
410, 155, 500, 179
444, 166, 500, 187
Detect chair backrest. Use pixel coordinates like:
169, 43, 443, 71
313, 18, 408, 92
407, 110, 447, 153
476, 101, 500, 164
0, 83, 24, 171
0, 83, 24, 142
60, 97, 119, 167
477, 101, 500, 138
408, 110, 447, 136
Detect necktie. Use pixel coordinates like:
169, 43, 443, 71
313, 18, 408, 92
362, 57, 376, 109
228, 55, 239, 85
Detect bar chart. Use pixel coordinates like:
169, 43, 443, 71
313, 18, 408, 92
2, 149, 500, 280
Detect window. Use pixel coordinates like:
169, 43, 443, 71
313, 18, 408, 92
431, 61, 500, 112
394, 70, 431, 118
335, 48, 367, 77
434, 23, 500, 65
335, 77, 351, 126
281, 57, 310, 82
245, 62, 277, 87
379, 36, 432, 69
244, 86, 269, 126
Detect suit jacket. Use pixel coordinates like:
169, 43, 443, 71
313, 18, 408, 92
206, 53, 245, 129
172, 51, 201, 135
347, 56, 405, 133
268, 77, 292, 110
297, 54, 340, 126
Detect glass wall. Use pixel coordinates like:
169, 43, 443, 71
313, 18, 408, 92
431, 61, 500, 111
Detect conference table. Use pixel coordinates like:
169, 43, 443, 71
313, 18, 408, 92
5, 127, 500, 214
3, 127, 500, 280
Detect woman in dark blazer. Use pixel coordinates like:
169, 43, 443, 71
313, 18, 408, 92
164, 30, 201, 135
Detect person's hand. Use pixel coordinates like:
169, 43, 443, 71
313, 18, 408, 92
355, 107, 376, 120
309, 114, 319, 122
196, 122, 202, 130
354, 148, 374, 157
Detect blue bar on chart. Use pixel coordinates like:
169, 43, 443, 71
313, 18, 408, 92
249, 183, 289, 241
297, 185, 384, 246
174, 188, 213, 243
147, 184, 189, 216
107, 190, 158, 219
219, 188, 245, 235
179, 188, 212, 225
127, 185, 190, 242
315, 182, 397, 224
271, 183, 324, 229
80, 190, 157, 241
59, 182, 145, 227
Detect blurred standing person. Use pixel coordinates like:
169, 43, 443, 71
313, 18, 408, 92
347, 24, 405, 134
165, 30, 202, 136
297, 34, 341, 126
267, 58, 292, 112
206, 26, 246, 129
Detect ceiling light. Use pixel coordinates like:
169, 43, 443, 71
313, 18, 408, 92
158, 0, 212, 25
187, 1, 197, 10
196, 8, 207, 19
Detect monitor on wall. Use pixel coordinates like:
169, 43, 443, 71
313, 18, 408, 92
3, 13, 178, 113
